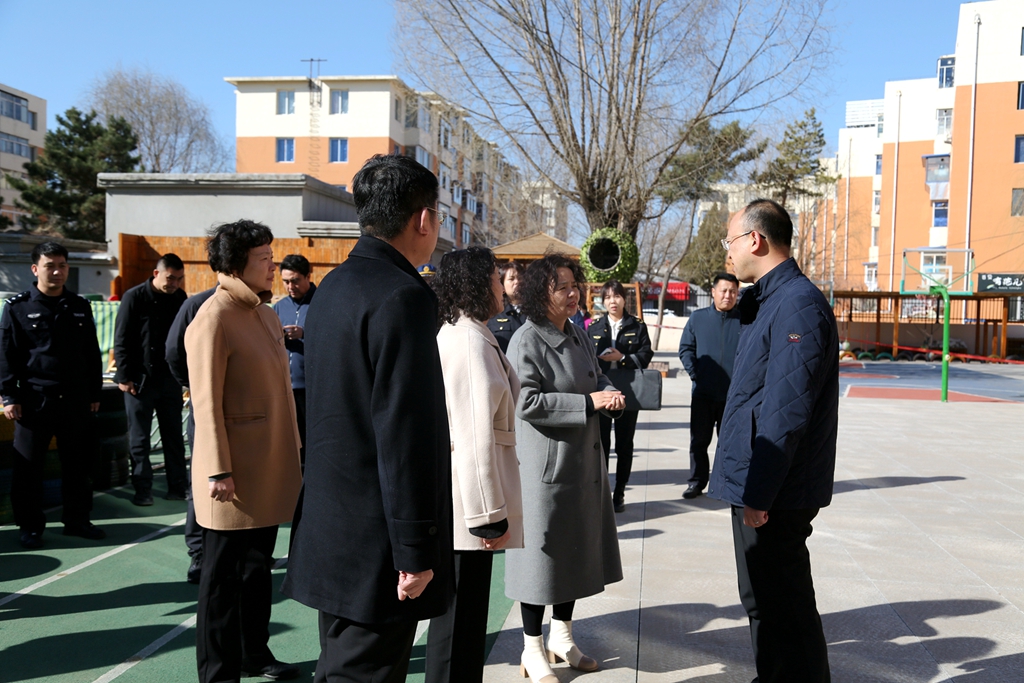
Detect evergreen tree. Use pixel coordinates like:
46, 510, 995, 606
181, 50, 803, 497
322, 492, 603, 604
751, 108, 833, 209
679, 203, 729, 291
6, 107, 139, 242
660, 119, 765, 206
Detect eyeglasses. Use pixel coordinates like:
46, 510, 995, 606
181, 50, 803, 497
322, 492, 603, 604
721, 230, 754, 251
425, 206, 449, 226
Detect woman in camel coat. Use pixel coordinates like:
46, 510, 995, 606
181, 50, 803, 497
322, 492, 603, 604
426, 247, 523, 683
186, 219, 303, 683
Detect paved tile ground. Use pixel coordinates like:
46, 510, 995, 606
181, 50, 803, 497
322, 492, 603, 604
483, 351, 1024, 683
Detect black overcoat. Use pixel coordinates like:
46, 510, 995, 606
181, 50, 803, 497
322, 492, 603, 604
282, 235, 454, 624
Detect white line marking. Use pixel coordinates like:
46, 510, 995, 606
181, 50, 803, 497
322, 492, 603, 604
90, 614, 197, 683
0, 518, 186, 608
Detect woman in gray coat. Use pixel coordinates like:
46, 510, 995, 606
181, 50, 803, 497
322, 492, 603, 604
505, 254, 625, 683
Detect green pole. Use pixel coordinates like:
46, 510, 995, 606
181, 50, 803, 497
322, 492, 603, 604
932, 286, 951, 402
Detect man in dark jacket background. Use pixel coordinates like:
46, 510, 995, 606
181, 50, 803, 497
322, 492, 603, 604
283, 154, 453, 683
113, 254, 188, 506
272, 254, 316, 464
678, 272, 740, 499
709, 199, 838, 683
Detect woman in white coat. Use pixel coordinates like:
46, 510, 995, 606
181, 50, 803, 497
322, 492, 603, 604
426, 247, 524, 683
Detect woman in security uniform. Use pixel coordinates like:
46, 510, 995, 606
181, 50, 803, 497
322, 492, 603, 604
486, 260, 525, 354
588, 280, 653, 512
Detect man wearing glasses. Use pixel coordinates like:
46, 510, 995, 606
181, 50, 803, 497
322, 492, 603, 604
677, 271, 741, 499
708, 198, 838, 683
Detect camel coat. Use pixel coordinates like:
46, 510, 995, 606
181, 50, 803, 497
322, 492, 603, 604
438, 316, 524, 551
185, 273, 302, 530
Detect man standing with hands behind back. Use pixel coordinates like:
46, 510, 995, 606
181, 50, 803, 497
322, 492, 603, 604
709, 199, 838, 683
284, 154, 454, 683
678, 272, 741, 500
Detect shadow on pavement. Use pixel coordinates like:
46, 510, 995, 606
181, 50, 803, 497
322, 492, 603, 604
0, 552, 62, 582
833, 475, 966, 495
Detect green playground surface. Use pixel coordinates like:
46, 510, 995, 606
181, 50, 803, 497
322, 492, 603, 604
0, 465, 515, 683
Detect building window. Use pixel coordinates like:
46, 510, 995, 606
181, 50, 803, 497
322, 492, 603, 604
277, 91, 295, 115
1021, 27, 1024, 56
330, 90, 349, 115
275, 138, 295, 163
872, 190, 881, 214
1012, 188, 1024, 216
0, 90, 31, 124
865, 264, 878, 291
932, 201, 949, 227
461, 223, 471, 246
394, 97, 401, 121
871, 225, 879, 248
937, 57, 955, 89
876, 114, 884, 137
452, 184, 462, 205
925, 155, 950, 182
936, 109, 953, 136
329, 138, 348, 163
438, 119, 452, 151
875, 154, 882, 175
414, 146, 432, 169
438, 203, 454, 239
465, 193, 477, 215
439, 163, 451, 191
0, 132, 32, 158
1016, 136, 1024, 163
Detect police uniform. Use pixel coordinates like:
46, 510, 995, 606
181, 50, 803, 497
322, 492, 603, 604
0, 285, 103, 541
486, 302, 524, 354
588, 312, 653, 508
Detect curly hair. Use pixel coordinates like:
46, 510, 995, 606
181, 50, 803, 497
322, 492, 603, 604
518, 253, 585, 322
207, 219, 274, 275
435, 247, 499, 325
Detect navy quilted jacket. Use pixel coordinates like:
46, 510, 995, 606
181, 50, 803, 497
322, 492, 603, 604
708, 258, 839, 511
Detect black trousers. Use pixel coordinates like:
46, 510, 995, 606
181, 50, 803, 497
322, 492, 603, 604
293, 388, 306, 466
688, 396, 726, 488
11, 391, 96, 533
315, 612, 417, 683
183, 401, 202, 556
731, 506, 830, 683
600, 410, 640, 494
196, 525, 278, 683
125, 374, 187, 495
425, 550, 492, 683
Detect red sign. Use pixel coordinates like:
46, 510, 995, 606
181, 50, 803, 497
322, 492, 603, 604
645, 282, 690, 301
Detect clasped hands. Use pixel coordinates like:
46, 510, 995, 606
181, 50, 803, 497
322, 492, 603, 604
590, 390, 626, 412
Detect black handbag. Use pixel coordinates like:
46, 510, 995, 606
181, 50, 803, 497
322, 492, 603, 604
604, 368, 662, 411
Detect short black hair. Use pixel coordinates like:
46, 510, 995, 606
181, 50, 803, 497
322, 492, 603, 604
518, 253, 585, 323
31, 242, 68, 265
206, 220, 274, 275
742, 199, 793, 250
436, 247, 499, 325
280, 254, 311, 277
156, 253, 184, 271
601, 279, 627, 299
351, 154, 439, 241
712, 272, 739, 287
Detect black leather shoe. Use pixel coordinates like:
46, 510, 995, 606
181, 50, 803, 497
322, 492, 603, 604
240, 660, 301, 680
132, 492, 154, 506
19, 531, 43, 549
187, 553, 202, 584
63, 523, 106, 540
165, 490, 187, 501
612, 495, 625, 513
682, 484, 704, 499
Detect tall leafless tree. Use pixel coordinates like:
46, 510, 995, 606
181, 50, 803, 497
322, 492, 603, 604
395, 0, 832, 238
87, 66, 231, 173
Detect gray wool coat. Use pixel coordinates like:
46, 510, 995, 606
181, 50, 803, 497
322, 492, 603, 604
504, 317, 623, 605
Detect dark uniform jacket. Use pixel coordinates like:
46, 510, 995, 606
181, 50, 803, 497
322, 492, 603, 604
283, 235, 454, 625
0, 286, 102, 405
708, 258, 839, 512
588, 313, 654, 374
165, 287, 217, 389
272, 283, 316, 390
487, 302, 524, 354
678, 305, 742, 401
113, 279, 187, 385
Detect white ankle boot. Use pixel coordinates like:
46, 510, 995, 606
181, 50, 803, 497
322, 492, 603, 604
520, 633, 558, 682
546, 618, 598, 672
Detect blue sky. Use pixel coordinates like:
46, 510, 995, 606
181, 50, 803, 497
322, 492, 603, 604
2, 0, 975, 154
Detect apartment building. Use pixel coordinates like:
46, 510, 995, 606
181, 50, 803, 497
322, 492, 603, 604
0, 84, 46, 226
837, 0, 1024, 293
227, 74, 529, 248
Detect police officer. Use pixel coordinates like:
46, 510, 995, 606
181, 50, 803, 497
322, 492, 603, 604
486, 260, 524, 353
1, 242, 105, 549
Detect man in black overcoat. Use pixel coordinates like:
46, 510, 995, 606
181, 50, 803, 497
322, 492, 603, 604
283, 154, 454, 683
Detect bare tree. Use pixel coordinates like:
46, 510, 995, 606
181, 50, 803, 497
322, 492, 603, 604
87, 66, 231, 173
395, 0, 831, 238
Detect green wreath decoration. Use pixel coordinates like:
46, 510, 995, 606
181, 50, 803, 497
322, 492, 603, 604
580, 227, 639, 283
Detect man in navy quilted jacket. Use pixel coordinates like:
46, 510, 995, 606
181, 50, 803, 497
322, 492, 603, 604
708, 199, 838, 683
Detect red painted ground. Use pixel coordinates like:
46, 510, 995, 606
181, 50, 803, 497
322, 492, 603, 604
845, 386, 1013, 402
840, 372, 898, 379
